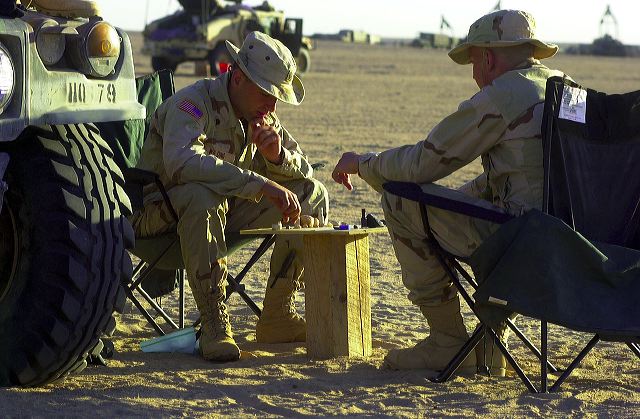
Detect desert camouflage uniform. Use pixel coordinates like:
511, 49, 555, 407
358, 62, 565, 307
131, 71, 328, 313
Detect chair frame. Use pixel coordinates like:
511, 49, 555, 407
383, 181, 558, 393
123, 167, 275, 336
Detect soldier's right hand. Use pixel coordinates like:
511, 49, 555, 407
260, 180, 301, 223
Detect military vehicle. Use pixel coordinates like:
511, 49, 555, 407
411, 16, 458, 49
0, 4, 144, 386
142, 0, 312, 76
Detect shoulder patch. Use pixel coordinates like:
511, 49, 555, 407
178, 99, 204, 120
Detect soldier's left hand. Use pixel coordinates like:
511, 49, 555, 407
251, 117, 283, 164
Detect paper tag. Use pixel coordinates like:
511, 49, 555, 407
488, 296, 508, 306
558, 85, 587, 123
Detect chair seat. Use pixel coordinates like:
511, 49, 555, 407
130, 231, 268, 271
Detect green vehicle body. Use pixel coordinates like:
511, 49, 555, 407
142, 0, 312, 76
0, 7, 143, 387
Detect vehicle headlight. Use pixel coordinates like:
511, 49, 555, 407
0, 44, 14, 114
68, 22, 121, 78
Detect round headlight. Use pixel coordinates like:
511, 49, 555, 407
0, 44, 15, 114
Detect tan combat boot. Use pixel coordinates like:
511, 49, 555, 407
24, 0, 100, 18
475, 317, 515, 377
383, 296, 476, 374
190, 259, 240, 362
255, 268, 306, 343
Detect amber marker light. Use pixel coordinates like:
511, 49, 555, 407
87, 22, 120, 58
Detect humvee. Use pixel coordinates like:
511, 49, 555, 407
142, 0, 312, 76
0, 4, 144, 386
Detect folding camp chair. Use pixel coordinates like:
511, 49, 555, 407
99, 69, 275, 336
383, 76, 640, 393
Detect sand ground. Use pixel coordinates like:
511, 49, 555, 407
1, 35, 639, 417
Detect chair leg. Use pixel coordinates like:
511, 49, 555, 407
430, 324, 484, 383
178, 269, 185, 329
507, 318, 559, 373
136, 283, 180, 331
223, 235, 275, 317
126, 262, 181, 334
489, 328, 538, 393
122, 284, 167, 336
226, 273, 262, 317
549, 334, 600, 393
541, 320, 548, 393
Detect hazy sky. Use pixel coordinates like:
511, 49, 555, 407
100, 0, 640, 45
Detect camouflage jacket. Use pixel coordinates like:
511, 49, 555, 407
137, 72, 313, 204
358, 61, 565, 216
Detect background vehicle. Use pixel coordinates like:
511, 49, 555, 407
142, 0, 312, 76
0, 5, 144, 386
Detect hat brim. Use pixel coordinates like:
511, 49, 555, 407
448, 39, 559, 65
225, 40, 305, 105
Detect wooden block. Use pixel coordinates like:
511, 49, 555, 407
304, 234, 372, 358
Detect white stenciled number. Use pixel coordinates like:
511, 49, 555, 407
67, 82, 86, 103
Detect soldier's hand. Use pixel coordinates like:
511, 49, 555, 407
260, 180, 301, 223
332, 152, 360, 191
251, 117, 283, 164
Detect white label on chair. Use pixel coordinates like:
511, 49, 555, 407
488, 296, 508, 306
559, 86, 587, 123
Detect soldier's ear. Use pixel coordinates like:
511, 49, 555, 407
230, 66, 242, 85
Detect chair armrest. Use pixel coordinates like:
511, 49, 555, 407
383, 181, 513, 224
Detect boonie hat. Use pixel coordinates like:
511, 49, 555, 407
448, 9, 558, 65
226, 31, 304, 105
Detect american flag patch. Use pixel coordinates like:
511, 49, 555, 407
178, 99, 204, 120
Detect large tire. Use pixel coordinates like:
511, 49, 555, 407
151, 56, 177, 73
0, 124, 133, 387
295, 47, 311, 76
208, 43, 233, 77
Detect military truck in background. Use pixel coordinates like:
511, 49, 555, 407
142, 0, 312, 76
411, 15, 458, 50
0, 4, 143, 386
338, 29, 380, 45
411, 32, 458, 49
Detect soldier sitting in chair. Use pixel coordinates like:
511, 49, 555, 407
332, 10, 570, 376
132, 32, 328, 362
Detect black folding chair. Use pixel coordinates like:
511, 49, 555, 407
383, 76, 640, 393
99, 69, 274, 336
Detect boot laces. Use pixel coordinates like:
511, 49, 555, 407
214, 301, 232, 333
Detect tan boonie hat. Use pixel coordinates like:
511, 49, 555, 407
448, 9, 558, 65
226, 31, 304, 105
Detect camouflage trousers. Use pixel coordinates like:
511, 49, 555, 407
381, 183, 501, 307
131, 177, 329, 307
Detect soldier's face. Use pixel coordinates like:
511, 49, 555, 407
470, 47, 490, 89
234, 70, 278, 120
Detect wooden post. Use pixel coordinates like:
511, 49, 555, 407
304, 234, 372, 358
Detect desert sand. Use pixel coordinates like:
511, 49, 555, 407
1, 35, 639, 416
